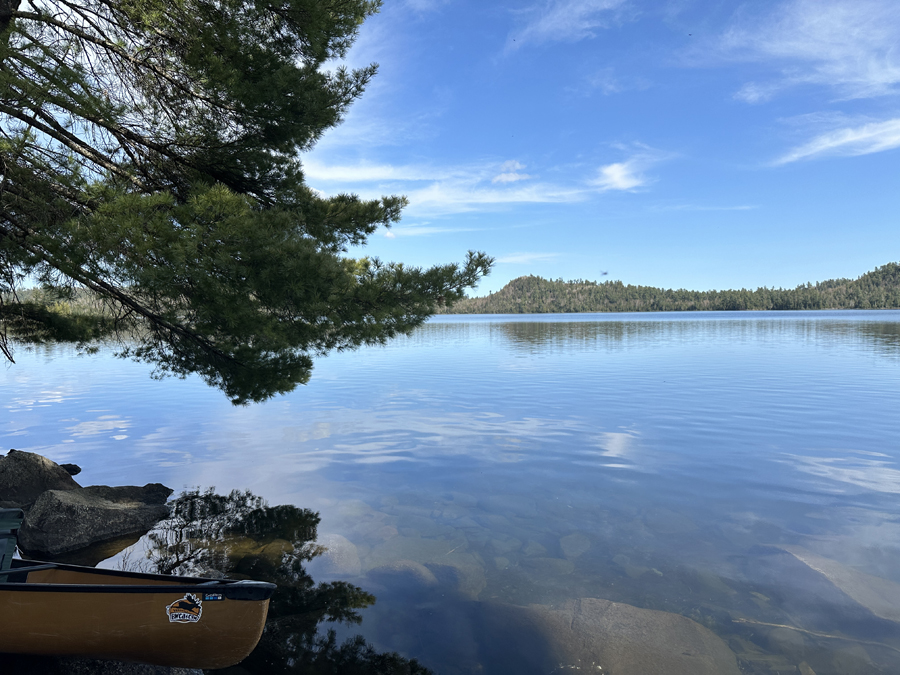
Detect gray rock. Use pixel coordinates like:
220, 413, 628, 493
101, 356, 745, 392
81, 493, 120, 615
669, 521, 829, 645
0, 654, 200, 673
18, 484, 172, 556
559, 532, 591, 559
367, 560, 439, 591
0, 450, 80, 505
643, 507, 698, 535
520, 598, 741, 675
308, 533, 361, 577
779, 545, 900, 622
425, 561, 487, 599
489, 534, 522, 555
522, 540, 547, 557
521, 557, 575, 576
60, 463, 82, 476
362, 534, 468, 571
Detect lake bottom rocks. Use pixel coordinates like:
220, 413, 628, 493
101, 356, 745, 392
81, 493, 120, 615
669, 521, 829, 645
515, 598, 742, 675
0, 654, 200, 674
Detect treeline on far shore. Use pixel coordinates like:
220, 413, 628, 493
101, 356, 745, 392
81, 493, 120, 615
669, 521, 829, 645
441, 262, 900, 314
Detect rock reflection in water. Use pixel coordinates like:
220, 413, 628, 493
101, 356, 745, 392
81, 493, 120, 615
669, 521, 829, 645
133, 489, 433, 675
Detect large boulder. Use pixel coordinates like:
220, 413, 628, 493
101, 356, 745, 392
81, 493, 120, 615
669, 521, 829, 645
18, 484, 172, 556
306, 533, 362, 578
0, 450, 81, 505
507, 597, 742, 675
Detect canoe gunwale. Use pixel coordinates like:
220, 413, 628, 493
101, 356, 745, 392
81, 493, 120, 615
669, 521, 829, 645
3, 559, 276, 601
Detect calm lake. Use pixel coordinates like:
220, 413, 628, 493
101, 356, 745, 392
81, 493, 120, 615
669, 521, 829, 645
4, 310, 900, 674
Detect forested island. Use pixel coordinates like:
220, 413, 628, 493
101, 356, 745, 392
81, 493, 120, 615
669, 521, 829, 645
442, 262, 900, 314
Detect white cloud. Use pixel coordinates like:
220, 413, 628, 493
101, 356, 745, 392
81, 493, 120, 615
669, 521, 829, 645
405, 0, 449, 10
589, 145, 671, 191
567, 67, 652, 98
496, 252, 560, 264
509, 0, 627, 48
492, 160, 533, 183
492, 172, 533, 183
776, 118, 900, 164
404, 180, 583, 215
305, 150, 665, 217
733, 81, 783, 104
659, 204, 759, 212
306, 158, 585, 216
304, 160, 457, 182
592, 160, 646, 191
719, 0, 900, 100
399, 226, 475, 236
587, 67, 623, 95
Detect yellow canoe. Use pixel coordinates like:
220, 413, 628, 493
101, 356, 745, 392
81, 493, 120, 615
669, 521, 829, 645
0, 558, 275, 669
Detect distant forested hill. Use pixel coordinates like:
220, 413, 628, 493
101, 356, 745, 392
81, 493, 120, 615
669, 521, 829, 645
442, 262, 900, 314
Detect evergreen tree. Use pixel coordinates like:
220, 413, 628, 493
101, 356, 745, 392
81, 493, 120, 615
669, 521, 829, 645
0, 0, 491, 403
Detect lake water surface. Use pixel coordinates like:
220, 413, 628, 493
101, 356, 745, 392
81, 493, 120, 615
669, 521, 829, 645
4, 311, 900, 673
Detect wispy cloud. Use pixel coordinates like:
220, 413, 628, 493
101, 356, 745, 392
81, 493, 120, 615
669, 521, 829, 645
592, 161, 645, 191
496, 252, 560, 264
492, 160, 533, 183
385, 223, 479, 238
590, 147, 668, 192
306, 149, 667, 217
776, 118, 900, 164
403, 181, 582, 215
306, 158, 584, 216
405, 0, 448, 11
572, 67, 651, 97
508, 0, 627, 48
304, 159, 457, 182
718, 0, 900, 101
658, 204, 759, 212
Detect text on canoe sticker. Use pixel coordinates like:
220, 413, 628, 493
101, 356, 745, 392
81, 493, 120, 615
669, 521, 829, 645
166, 593, 202, 623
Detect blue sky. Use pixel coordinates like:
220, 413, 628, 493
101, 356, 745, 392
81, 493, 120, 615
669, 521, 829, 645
306, 0, 900, 294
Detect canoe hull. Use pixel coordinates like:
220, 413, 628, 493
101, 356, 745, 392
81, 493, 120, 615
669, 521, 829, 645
0, 562, 274, 668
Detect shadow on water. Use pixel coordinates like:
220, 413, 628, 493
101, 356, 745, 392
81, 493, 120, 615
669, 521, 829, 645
137, 489, 434, 675
0, 489, 433, 675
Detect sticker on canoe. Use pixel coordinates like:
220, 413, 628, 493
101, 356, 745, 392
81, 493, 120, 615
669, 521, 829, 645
204, 592, 224, 601
166, 593, 203, 623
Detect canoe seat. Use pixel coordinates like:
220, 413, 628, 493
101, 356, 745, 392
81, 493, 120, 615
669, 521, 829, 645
0, 508, 25, 578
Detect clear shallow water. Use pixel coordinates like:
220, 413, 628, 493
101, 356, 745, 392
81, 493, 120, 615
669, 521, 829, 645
4, 310, 900, 673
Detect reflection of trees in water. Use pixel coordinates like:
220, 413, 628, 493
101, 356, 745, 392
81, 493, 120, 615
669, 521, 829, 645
134, 489, 431, 674
816, 321, 900, 358
492, 321, 632, 351
426, 317, 900, 359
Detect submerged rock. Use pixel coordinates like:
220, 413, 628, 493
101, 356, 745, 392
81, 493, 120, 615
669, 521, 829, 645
516, 597, 741, 675
520, 557, 575, 576
643, 507, 698, 535
19, 484, 172, 556
559, 532, 591, 559
307, 533, 362, 578
424, 561, 487, 599
367, 560, 439, 592
0, 654, 200, 674
0, 449, 80, 505
779, 545, 900, 622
